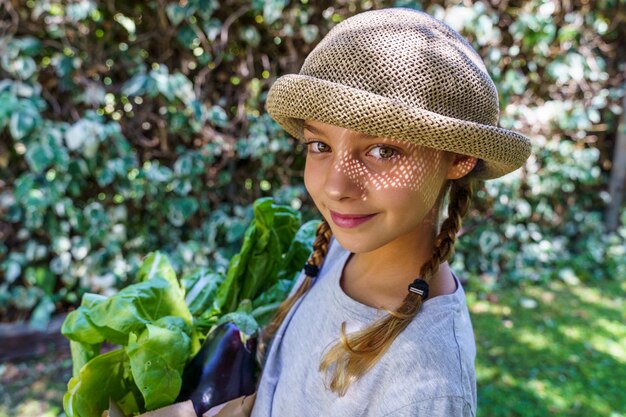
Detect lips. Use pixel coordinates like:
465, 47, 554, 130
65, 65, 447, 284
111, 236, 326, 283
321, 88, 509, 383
329, 210, 378, 229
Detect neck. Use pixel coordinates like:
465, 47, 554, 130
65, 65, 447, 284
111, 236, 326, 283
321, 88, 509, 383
340, 212, 457, 308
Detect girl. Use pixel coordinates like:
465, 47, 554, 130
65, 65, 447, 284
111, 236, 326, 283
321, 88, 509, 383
208, 7, 531, 417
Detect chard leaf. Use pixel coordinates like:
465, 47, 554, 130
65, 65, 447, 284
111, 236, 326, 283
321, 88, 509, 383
137, 251, 178, 288
61, 293, 107, 344
214, 222, 258, 314
69, 340, 102, 377
216, 311, 259, 345
63, 348, 141, 417
86, 277, 193, 345
182, 269, 224, 317
126, 317, 191, 410
267, 205, 301, 254
219, 197, 301, 312
250, 301, 282, 328
63, 277, 192, 346
251, 279, 293, 309
277, 219, 320, 281
239, 230, 281, 301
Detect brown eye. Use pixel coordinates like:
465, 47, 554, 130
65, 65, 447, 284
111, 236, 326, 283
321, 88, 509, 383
306, 141, 330, 153
368, 145, 398, 161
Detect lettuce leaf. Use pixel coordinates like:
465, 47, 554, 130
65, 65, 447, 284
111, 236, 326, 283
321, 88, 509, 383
63, 348, 142, 417
62, 251, 197, 416
63, 276, 192, 346
127, 316, 192, 410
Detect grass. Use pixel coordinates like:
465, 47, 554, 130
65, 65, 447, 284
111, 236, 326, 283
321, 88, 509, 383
0, 347, 71, 417
1, 279, 624, 417
469, 278, 626, 417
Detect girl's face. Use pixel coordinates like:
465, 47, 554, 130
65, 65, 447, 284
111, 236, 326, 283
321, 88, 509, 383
303, 119, 475, 254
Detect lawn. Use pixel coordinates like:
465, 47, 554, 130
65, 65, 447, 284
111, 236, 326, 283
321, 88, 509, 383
470, 278, 626, 416
1, 279, 624, 417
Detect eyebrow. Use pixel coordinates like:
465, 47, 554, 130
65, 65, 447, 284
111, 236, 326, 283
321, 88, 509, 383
303, 122, 379, 140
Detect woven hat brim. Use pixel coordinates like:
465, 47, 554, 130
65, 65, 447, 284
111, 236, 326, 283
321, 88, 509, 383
266, 74, 532, 180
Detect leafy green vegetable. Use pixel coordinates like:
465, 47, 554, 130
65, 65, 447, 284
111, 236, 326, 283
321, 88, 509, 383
63, 348, 142, 417
276, 219, 321, 282
137, 252, 179, 285
69, 340, 101, 378
182, 269, 225, 317
64, 277, 192, 345
62, 251, 197, 416
127, 316, 192, 410
62, 197, 320, 416
214, 197, 301, 315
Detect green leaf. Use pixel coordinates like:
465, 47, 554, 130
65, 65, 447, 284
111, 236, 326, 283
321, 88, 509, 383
122, 73, 148, 96
13, 57, 37, 79
166, 197, 199, 227
277, 219, 320, 281
86, 277, 192, 344
127, 318, 191, 410
216, 311, 260, 344
25, 142, 55, 174
25, 265, 55, 295
300, 24, 319, 43
263, 0, 287, 25
66, 1, 96, 22
29, 295, 55, 331
166, 3, 193, 26
251, 279, 292, 310
65, 119, 104, 156
215, 198, 302, 314
207, 105, 229, 127
14, 36, 42, 56
214, 223, 258, 313
0, 91, 18, 128
63, 349, 141, 417
69, 340, 102, 378
182, 269, 225, 317
61, 293, 108, 345
136, 251, 178, 287
63, 276, 192, 346
9, 101, 40, 140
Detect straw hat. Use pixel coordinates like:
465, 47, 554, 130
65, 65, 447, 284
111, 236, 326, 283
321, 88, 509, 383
265, 8, 531, 180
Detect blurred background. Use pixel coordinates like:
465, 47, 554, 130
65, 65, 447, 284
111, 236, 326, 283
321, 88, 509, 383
0, 0, 625, 416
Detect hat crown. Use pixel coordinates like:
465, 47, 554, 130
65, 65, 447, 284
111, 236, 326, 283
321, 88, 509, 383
299, 8, 500, 126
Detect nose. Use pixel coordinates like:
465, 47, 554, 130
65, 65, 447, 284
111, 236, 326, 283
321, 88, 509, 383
323, 154, 366, 201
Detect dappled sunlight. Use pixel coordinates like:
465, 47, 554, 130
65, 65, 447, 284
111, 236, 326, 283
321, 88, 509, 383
515, 328, 551, 350
0, 399, 61, 417
470, 279, 626, 416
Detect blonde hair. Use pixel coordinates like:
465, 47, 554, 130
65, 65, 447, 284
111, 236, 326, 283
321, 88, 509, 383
257, 173, 476, 396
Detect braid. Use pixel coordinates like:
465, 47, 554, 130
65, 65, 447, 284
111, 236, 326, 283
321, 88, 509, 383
318, 178, 475, 396
256, 219, 333, 366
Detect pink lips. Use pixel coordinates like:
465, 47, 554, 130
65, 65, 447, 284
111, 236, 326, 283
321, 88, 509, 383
329, 210, 378, 229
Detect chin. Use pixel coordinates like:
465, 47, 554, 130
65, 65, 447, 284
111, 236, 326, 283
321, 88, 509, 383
332, 233, 378, 254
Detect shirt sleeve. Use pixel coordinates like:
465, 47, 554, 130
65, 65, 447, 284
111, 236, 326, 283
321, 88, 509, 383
382, 396, 475, 417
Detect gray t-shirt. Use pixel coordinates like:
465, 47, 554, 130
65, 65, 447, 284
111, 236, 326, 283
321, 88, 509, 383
251, 237, 477, 417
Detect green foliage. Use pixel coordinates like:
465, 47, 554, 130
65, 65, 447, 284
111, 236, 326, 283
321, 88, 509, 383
61, 253, 197, 415
61, 202, 317, 416
0, 0, 625, 327
0, 0, 320, 324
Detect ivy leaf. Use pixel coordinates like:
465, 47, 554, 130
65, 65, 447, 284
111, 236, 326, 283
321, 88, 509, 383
9, 101, 40, 140
166, 197, 199, 227
25, 142, 55, 174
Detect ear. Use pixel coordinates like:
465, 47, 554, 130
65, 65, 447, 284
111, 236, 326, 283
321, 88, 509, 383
446, 153, 478, 180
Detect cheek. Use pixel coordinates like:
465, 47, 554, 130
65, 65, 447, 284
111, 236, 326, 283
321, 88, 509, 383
304, 158, 321, 198
376, 174, 442, 221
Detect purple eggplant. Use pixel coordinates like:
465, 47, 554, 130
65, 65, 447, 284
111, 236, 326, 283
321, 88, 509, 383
177, 321, 258, 417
